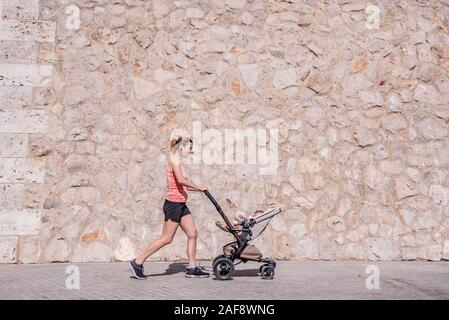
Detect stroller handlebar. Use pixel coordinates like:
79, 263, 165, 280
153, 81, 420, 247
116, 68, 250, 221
203, 190, 222, 211
203, 190, 240, 240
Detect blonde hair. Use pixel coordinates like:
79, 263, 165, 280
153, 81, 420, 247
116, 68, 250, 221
169, 135, 192, 151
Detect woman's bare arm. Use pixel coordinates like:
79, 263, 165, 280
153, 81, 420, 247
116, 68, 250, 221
180, 163, 202, 191
170, 155, 206, 191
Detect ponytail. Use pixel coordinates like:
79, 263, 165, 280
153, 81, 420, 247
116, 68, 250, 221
169, 136, 183, 149
169, 136, 193, 151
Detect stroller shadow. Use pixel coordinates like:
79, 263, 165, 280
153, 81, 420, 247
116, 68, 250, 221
130, 261, 261, 279
232, 269, 261, 277
211, 268, 261, 281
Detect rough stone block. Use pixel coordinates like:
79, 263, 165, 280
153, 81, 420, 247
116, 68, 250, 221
0, 236, 18, 263
0, 19, 56, 42
0, 209, 40, 235
0, 40, 37, 63
1, 0, 40, 20
0, 110, 48, 133
0, 86, 33, 110
0, 134, 27, 157
0, 63, 53, 87
0, 158, 45, 183
0, 183, 24, 210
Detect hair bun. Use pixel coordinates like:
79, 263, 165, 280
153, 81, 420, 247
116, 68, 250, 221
169, 136, 182, 148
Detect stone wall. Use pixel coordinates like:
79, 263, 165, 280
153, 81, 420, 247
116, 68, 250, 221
1, 0, 449, 263
0, 0, 55, 263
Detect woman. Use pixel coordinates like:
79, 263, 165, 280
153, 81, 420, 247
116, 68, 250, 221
129, 136, 210, 279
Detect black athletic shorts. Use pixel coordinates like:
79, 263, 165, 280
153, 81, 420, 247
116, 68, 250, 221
163, 199, 191, 223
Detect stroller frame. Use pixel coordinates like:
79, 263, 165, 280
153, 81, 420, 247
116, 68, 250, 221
204, 190, 281, 280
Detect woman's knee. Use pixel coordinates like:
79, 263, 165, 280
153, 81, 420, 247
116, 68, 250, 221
187, 228, 198, 240
160, 235, 174, 245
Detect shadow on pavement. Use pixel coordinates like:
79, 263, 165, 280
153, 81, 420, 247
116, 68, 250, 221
232, 269, 261, 277
128, 261, 261, 279
146, 262, 188, 277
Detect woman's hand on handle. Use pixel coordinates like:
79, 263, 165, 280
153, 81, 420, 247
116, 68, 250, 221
186, 185, 207, 192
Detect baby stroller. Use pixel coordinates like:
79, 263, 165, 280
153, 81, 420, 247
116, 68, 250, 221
204, 190, 282, 280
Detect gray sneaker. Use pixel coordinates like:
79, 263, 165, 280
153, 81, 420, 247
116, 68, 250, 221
128, 259, 146, 280
185, 267, 210, 278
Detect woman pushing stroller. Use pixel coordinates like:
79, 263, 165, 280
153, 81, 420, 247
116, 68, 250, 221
129, 135, 210, 279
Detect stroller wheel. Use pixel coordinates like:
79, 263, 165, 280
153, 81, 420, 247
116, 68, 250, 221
259, 263, 269, 275
261, 265, 275, 280
213, 257, 234, 280
259, 262, 276, 274
212, 254, 226, 266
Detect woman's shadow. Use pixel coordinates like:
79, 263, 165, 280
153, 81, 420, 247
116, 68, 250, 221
143, 262, 260, 279
146, 262, 189, 277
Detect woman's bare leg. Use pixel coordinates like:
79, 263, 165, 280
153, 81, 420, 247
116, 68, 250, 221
135, 219, 179, 265
179, 214, 198, 268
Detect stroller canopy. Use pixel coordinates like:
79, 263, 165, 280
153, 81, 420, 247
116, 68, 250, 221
215, 206, 282, 240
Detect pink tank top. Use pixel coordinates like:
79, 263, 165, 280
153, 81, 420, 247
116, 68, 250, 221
165, 161, 187, 203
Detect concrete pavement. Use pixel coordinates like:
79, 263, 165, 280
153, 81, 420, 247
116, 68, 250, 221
0, 261, 448, 300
